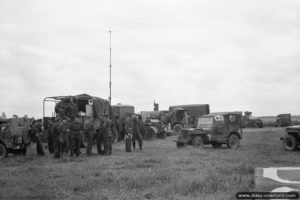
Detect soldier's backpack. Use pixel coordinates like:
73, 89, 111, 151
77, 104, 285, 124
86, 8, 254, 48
125, 133, 132, 152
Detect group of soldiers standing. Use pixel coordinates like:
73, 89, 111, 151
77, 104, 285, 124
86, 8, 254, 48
46, 114, 114, 159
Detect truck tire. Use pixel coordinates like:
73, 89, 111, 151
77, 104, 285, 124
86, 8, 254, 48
282, 135, 297, 151
227, 134, 240, 148
176, 142, 185, 148
0, 143, 7, 159
193, 136, 203, 148
212, 142, 222, 148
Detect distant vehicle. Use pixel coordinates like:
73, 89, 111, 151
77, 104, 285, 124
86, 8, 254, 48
0, 118, 33, 159
275, 114, 292, 127
112, 104, 134, 140
280, 125, 300, 151
174, 112, 243, 148
241, 111, 263, 128
167, 104, 210, 134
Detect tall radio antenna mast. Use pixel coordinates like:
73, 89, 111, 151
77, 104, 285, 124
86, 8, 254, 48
109, 30, 112, 105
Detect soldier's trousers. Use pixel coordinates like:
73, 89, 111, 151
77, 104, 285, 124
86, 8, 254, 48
85, 131, 93, 156
47, 135, 54, 154
32, 135, 45, 155
132, 131, 143, 150
103, 131, 110, 155
70, 133, 81, 157
53, 136, 61, 158
96, 130, 105, 154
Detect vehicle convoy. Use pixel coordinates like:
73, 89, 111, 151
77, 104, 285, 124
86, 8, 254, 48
167, 104, 210, 134
174, 112, 243, 148
112, 104, 135, 140
281, 126, 300, 151
0, 117, 33, 159
43, 94, 112, 144
242, 111, 263, 128
275, 114, 292, 127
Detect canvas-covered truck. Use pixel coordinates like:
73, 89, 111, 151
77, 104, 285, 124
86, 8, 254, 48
167, 104, 210, 134
280, 126, 300, 151
275, 114, 292, 127
0, 117, 33, 159
174, 112, 243, 148
43, 94, 112, 144
112, 104, 134, 140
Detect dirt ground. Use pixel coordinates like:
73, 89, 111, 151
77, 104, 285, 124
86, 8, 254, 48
0, 127, 299, 200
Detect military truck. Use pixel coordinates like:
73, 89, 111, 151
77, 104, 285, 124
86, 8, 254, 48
167, 104, 210, 134
174, 112, 243, 148
275, 114, 292, 127
242, 111, 263, 128
0, 117, 33, 159
280, 126, 300, 151
43, 94, 112, 145
112, 104, 134, 140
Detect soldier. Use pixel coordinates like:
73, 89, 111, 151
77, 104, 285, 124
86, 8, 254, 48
102, 114, 112, 155
137, 115, 146, 140
52, 118, 61, 158
114, 116, 121, 142
70, 119, 83, 157
30, 119, 45, 156
58, 117, 70, 158
85, 119, 94, 156
47, 120, 54, 154
132, 117, 143, 150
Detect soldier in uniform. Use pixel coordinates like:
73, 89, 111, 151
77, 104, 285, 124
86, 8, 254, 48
47, 120, 54, 154
30, 119, 45, 156
52, 118, 61, 158
137, 115, 146, 140
58, 117, 70, 158
132, 117, 143, 150
85, 119, 94, 156
102, 114, 112, 155
70, 119, 83, 157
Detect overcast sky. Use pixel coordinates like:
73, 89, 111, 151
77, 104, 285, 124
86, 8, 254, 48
0, 0, 299, 118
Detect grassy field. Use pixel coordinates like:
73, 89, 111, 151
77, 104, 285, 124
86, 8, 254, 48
0, 127, 299, 200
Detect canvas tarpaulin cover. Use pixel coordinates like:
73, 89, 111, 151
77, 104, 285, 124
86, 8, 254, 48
74, 94, 111, 118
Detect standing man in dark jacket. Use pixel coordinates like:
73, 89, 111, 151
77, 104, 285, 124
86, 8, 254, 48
85, 119, 94, 156
47, 120, 54, 154
132, 117, 143, 150
58, 117, 70, 158
52, 118, 61, 158
31, 119, 45, 156
70, 119, 83, 157
102, 114, 112, 155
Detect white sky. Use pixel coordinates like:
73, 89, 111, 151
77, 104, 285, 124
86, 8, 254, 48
0, 0, 299, 118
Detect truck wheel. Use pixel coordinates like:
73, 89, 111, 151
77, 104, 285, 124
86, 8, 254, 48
282, 135, 297, 151
173, 124, 183, 135
21, 148, 27, 156
176, 142, 184, 148
0, 143, 7, 159
212, 142, 222, 148
227, 134, 240, 148
193, 136, 203, 148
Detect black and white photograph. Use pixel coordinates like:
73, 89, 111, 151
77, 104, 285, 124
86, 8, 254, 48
0, 0, 299, 199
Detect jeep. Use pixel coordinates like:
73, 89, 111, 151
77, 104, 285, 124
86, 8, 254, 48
281, 126, 300, 151
174, 112, 243, 148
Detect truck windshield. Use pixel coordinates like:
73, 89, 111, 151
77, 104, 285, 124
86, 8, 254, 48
196, 117, 213, 130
